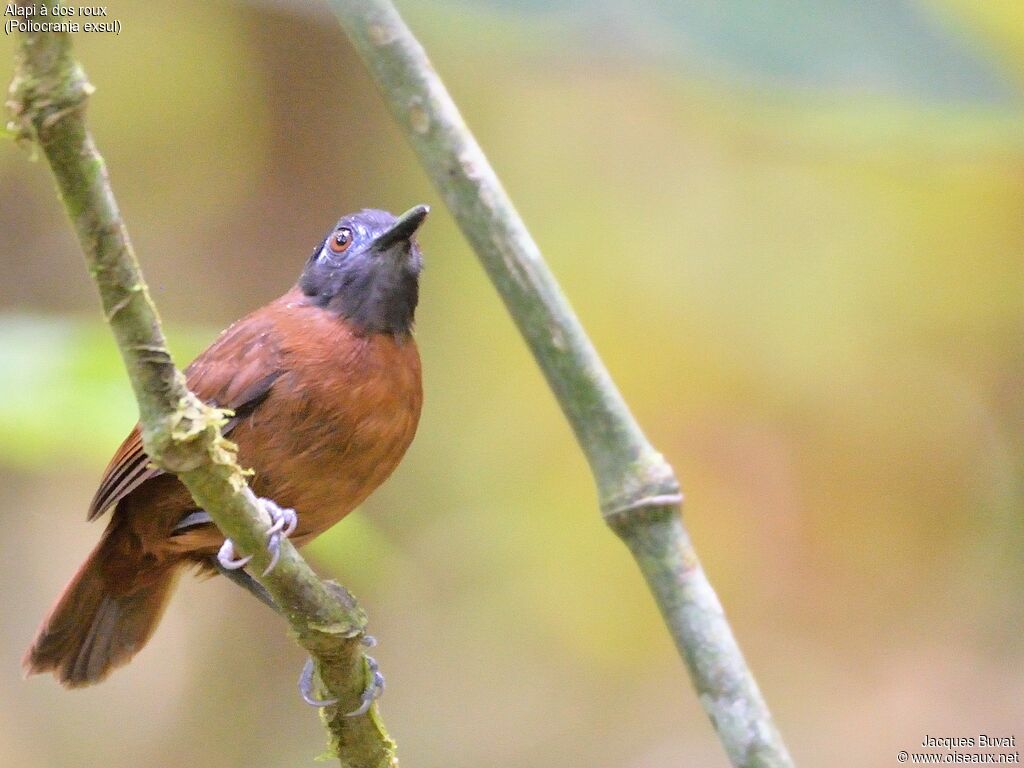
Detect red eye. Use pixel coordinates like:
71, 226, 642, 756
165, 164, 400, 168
329, 227, 353, 254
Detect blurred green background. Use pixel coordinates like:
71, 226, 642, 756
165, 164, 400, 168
2, 1, 1023, 765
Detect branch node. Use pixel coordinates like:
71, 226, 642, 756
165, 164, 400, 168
7, 27, 93, 146
606, 493, 685, 519
603, 492, 683, 538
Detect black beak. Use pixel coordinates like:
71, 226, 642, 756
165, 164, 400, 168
373, 205, 430, 252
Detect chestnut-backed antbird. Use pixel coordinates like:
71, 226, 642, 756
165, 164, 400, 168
24, 205, 428, 694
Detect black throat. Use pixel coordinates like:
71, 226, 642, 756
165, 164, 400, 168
300, 265, 419, 336
298, 207, 426, 337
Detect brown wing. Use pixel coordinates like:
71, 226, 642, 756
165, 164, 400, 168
87, 313, 284, 521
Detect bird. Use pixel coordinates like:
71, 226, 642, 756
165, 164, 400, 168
23, 205, 429, 691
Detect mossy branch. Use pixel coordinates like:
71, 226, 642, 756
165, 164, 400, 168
326, 1, 795, 765
7, 20, 397, 768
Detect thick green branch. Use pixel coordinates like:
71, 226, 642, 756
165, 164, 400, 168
326, 1, 795, 765
8, 23, 395, 768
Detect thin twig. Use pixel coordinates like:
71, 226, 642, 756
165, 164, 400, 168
7, 20, 397, 768
326, 1, 795, 764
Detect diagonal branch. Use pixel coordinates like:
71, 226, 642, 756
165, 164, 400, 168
7, 20, 397, 768
325, 1, 795, 765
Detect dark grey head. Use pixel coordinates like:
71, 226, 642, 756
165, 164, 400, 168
300, 205, 429, 336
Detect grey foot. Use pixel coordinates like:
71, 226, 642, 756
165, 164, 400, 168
298, 636, 385, 716
346, 652, 385, 717
299, 657, 338, 708
263, 500, 298, 574
215, 499, 298, 576
217, 538, 252, 570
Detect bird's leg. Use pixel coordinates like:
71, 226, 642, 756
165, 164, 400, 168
174, 509, 261, 573
212, 556, 278, 612
185, 505, 384, 716
175, 510, 212, 532
298, 635, 385, 716
217, 567, 389, 714
214, 498, 298, 576
187, 505, 385, 715
210, 550, 380, 712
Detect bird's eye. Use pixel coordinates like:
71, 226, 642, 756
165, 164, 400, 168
329, 227, 353, 254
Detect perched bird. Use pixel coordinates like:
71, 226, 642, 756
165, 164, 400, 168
24, 205, 428, 690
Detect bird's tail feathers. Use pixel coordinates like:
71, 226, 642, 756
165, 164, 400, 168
23, 530, 180, 688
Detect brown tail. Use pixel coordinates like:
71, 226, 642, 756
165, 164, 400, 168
23, 528, 180, 688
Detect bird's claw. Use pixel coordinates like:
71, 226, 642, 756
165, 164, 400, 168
216, 538, 252, 570
215, 499, 298, 576
262, 500, 298, 576
346, 653, 385, 717
297, 640, 386, 716
299, 657, 339, 707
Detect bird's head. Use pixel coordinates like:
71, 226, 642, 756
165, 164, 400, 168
299, 205, 429, 336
